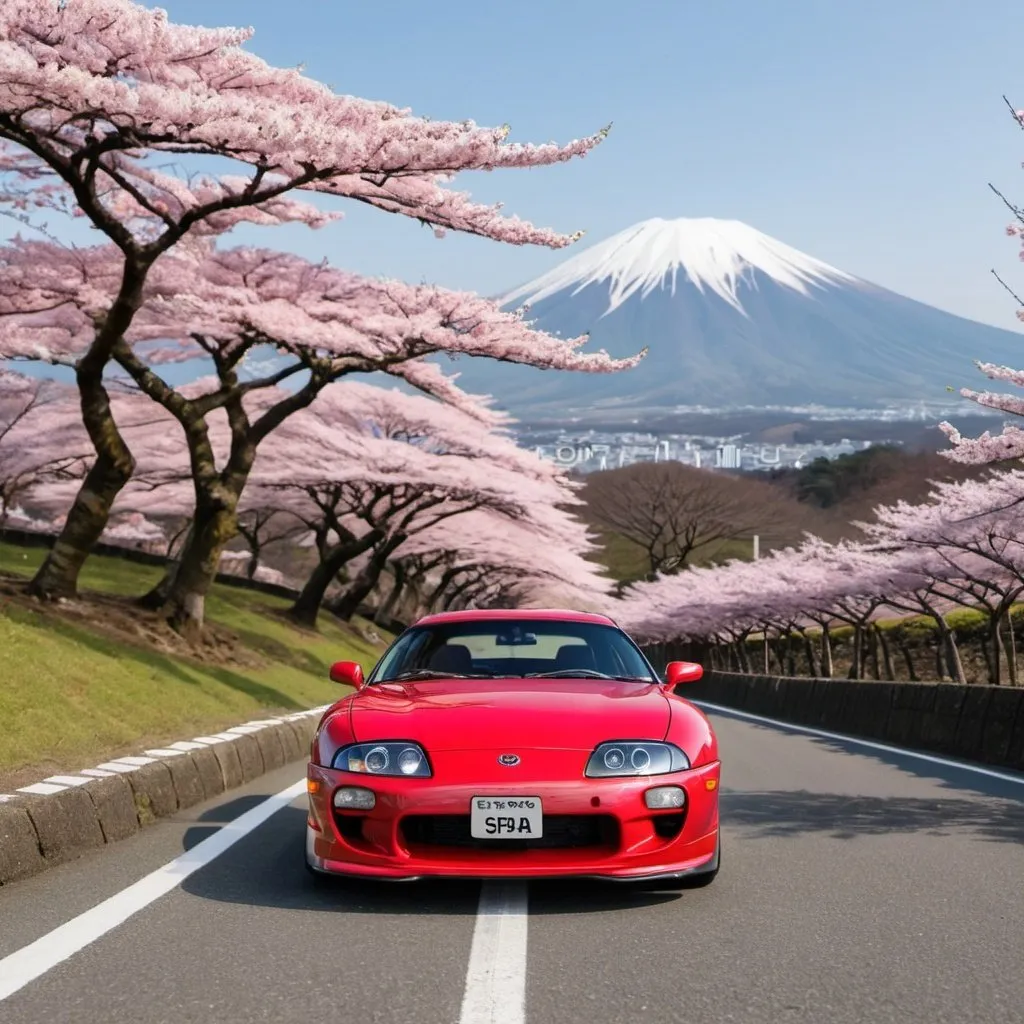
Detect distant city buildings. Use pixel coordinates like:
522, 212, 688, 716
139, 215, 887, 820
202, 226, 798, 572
520, 429, 876, 474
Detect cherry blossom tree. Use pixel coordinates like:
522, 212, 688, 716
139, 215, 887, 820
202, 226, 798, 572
860, 473, 1024, 684
399, 505, 613, 617
0, 239, 640, 634
939, 100, 1024, 466
0, 369, 90, 525
0, 0, 612, 605
236, 382, 593, 627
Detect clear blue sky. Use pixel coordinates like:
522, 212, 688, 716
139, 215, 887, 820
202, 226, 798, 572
158, 1, 1024, 331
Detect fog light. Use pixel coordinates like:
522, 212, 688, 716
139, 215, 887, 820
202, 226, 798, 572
333, 786, 375, 810
645, 786, 686, 809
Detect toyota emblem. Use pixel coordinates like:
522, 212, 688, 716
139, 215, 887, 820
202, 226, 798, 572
498, 753, 521, 767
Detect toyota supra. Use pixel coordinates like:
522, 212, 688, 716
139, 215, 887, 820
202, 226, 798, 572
304, 609, 720, 886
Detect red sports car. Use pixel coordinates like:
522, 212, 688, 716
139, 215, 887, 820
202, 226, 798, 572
304, 609, 720, 886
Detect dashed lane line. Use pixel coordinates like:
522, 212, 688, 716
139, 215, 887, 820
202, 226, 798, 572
458, 881, 529, 1024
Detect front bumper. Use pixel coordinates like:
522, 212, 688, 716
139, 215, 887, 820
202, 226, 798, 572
304, 758, 720, 881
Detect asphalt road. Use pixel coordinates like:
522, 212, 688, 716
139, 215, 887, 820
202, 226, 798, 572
2, 706, 1024, 1024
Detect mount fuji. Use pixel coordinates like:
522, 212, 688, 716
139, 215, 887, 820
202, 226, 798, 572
440, 217, 1024, 418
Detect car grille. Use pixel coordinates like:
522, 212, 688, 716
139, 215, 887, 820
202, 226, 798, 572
401, 814, 617, 851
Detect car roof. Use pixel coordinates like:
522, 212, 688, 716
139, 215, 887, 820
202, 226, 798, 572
413, 608, 617, 627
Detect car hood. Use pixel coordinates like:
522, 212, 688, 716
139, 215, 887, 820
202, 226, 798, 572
348, 678, 671, 752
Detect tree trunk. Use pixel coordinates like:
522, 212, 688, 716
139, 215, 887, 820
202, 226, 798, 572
989, 615, 1003, 686
1002, 610, 1019, 687
802, 635, 819, 677
427, 567, 461, 611
157, 499, 239, 640
29, 269, 146, 599
877, 629, 896, 681
898, 639, 918, 682
289, 530, 384, 629
29, 448, 134, 599
331, 539, 404, 623
736, 637, 752, 673
820, 627, 834, 678
374, 562, 406, 627
934, 635, 947, 680
938, 624, 967, 685
848, 625, 863, 680
868, 622, 884, 679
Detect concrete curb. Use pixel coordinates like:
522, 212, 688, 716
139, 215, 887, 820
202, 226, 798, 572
0, 706, 330, 886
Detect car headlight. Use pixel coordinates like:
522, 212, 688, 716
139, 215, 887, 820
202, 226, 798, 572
332, 742, 431, 777
585, 742, 690, 778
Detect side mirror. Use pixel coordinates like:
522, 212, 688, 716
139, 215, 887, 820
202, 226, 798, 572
329, 660, 365, 689
664, 661, 703, 687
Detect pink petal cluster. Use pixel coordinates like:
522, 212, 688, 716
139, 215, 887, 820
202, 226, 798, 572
0, 237, 643, 399
0, 0, 608, 247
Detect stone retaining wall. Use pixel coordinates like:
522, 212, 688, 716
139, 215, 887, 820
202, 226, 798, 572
674, 670, 1024, 772
0, 708, 327, 886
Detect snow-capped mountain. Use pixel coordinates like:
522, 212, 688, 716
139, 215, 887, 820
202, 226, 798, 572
441, 217, 1024, 417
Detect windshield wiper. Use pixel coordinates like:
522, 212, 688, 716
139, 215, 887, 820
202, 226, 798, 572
387, 669, 497, 681
525, 669, 614, 679
525, 670, 655, 681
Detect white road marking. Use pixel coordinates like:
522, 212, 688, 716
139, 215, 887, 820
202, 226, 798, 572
458, 882, 529, 1024
695, 700, 1024, 786
0, 778, 306, 1003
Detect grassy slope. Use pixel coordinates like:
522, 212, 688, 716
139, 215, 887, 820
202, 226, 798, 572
0, 541, 391, 787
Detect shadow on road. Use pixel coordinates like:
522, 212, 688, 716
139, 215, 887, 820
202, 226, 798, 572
180, 805, 685, 915
722, 789, 1024, 843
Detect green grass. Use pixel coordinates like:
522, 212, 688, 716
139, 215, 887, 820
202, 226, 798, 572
0, 541, 391, 784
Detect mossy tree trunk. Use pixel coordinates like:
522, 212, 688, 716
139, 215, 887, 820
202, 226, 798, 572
29, 271, 147, 600
288, 529, 385, 629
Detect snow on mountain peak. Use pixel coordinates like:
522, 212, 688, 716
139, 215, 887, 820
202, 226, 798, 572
499, 216, 859, 316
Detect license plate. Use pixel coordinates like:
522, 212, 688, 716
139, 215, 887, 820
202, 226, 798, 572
470, 796, 543, 839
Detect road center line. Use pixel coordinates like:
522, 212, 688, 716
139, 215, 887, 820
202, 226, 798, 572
694, 700, 1024, 786
0, 778, 306, 1003
458, 881, 529, 1024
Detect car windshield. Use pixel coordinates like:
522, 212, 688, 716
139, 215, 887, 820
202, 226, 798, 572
368, 619, 658, 683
